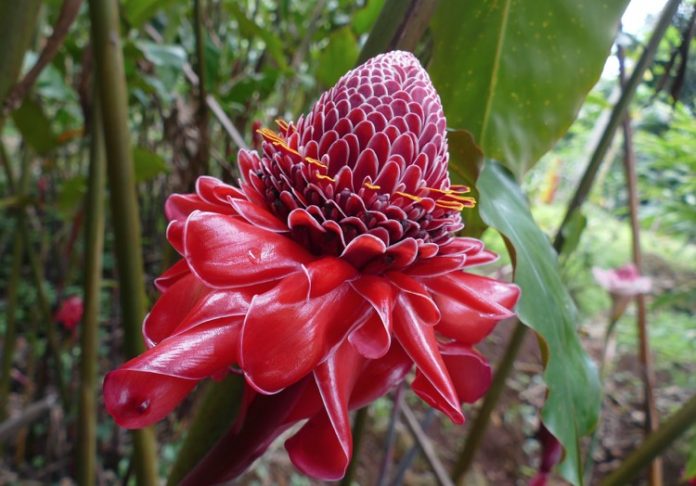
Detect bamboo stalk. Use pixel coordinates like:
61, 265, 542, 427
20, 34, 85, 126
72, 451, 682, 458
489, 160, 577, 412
86, 0, 160, 483
77, 95, 106, 486
192, 0, 210, 182
601, 394, 696, 486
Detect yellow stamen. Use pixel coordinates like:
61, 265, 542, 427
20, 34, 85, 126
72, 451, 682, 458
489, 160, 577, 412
435, 200, 466, 211
443, 194, 477, 204
363, 182, 381, 190
305, 156, 328, 169
315, 173, 335, 182
275, 118, 290, 131
426, 185, 471, 195
394, 191, 423, 203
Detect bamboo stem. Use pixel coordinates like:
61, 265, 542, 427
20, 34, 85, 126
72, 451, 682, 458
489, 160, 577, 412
601, 394, 696, 486
86, 0, 160, 483
77, 95, 106, 486
192, 0, 210, 181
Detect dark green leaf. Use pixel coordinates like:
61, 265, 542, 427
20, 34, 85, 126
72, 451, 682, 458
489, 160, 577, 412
12, 99, 56, 155
447, 129, 487, 238
123, 0, 176, 27
132, 147, 168, 183
316, 27, 359, 88
560, 209, 587, 258
477, 161, 601, 485
430, 0, 629, 178
353, 0, 385, 35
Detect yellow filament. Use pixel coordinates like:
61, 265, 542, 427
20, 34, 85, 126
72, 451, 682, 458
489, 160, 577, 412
426, 185, 471, 195
275, 118, 290, 131
394, 191, 423, 203
363, 182, 381, 190
315, 173, 335, 182
443, 194, 477, 204
305, 156, 328, 169
435, 201, 466, 211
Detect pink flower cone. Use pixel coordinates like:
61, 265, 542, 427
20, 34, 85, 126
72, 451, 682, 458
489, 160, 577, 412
103, 51, 520, 482
593, 263, 652, 322
54, 295, 83, 332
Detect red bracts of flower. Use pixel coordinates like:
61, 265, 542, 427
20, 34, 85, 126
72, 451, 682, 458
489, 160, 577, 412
54, 295, 83, 332
103, 51, 520, 482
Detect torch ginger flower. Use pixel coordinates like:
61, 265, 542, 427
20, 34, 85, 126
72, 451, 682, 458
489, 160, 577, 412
103, 51, 519, 482
54, 295, 83, 332
593, 263, 652, 323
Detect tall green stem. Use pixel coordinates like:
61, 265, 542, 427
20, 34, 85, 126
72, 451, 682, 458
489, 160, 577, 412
0, 226, 25, 421
340, 406, 370, 486
601, 394, 696, 486
77, 96, 106, 486
86, 0, 159, 483
192, 0, 209, 182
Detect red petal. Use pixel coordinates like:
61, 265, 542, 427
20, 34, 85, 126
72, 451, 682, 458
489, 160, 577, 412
349, 342, 412, 408
393, 294, 464, 424
166, 220, 185, 254
240, 257, 368, 393
349, 275, 397, 359
228, 198, 289, 232
412, 343, 491, 405
143, 273, 207, 347
340, 233, 386, 268
405, 255, 466, 277
196, 176, 245, 205
104, 318, 242, 428
153, 259, 191, 292
427, 272, 519, 345
286, 344, 361, 480
165, 193, 234, 222
184, 211, 312, 288
388, 272, 440, 325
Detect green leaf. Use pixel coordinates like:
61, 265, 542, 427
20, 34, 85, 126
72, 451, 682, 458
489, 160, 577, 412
352, 0, 385, 35
477, 161, 601, 485
123, 0, 176, 27
447, 129, 487, 238
224, 2, 288, 71
136, 41, 187, 70
12, 99, 56, 155
316, 27, 359, 88
132, 147, 168, 183
430, 0, 629, 178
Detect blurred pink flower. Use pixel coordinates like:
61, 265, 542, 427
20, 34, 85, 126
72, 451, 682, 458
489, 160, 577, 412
529, 423, 563, 486
592, 263, 652, 297
54, 295, 83, 332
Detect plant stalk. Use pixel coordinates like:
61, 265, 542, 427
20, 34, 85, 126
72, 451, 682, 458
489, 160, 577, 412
77, 95, 106, 486
0, 0, 42, 105
192, 0, 210, 183
601, 394, 696, 486
87, 0, 159, 482
358, 0, 438, 63
340, 406, 370, 486
618, 38, 662, 486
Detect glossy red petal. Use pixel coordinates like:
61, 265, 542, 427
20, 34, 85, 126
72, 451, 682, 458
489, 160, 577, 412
105, 317, 242, 428
349, 341, 412, 408
427, 272, 519, 345
143, 272, 207, 347
240, 257, 368, 393
405, 255, 466, 277
286, 344, 360, 480
388, 272, 440, 325
229, 198, 289, 232
166, 220, 185, 254
165, 193, 234, 222
412, 343, 491, 405
393, 294, 463, 424
196, 175, 246, 205
153, 259, 190, 292
184, 211, 312, 289
340, 233, 386, 268
349, 275, 397, 358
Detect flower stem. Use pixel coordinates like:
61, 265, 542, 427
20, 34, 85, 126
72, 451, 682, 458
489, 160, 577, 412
77, 94, 106, 486
601, 394, 696, 486
618, 38, 662, 486
192, 0, 210, 183
86, 0, 159, 482
376, 384, 405, 486
166, 375, 244, 486
340, 406, 369, 486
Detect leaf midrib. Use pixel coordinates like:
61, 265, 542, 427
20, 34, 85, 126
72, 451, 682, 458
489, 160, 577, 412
479, 0, 512, 146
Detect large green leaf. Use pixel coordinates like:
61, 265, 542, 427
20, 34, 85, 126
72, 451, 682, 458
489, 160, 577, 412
123, 0, 177, 28
430, 0, 629, 178
12, 99, 56, 155
477, 161, 601, 485
316, 27, 359, 88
